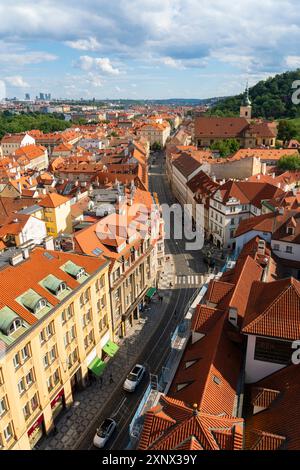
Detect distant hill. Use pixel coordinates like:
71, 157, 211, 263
210, 70, 300, 119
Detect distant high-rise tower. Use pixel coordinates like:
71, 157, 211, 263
25, 93, 30, 101
240, 83, 252, 120
39, 93, 45, 101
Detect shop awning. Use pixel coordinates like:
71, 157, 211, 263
88, 357, 107, 377
103, 340, 119, 358
146, 287, 156, 299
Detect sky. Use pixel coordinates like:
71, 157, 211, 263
0, 0, 300, 100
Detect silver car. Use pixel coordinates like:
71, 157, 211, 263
93, 418, 117, 448
123, 364, 146, 392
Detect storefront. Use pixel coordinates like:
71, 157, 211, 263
102, 340, 119, 360
28, 414, 45, 448
51, 389, 65, 421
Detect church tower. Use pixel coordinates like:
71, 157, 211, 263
240, 83, 252, 120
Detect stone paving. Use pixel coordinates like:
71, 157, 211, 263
37, 262, 175, 450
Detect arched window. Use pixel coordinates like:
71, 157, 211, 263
8, 319, 22, 335
35, 299, 47, 314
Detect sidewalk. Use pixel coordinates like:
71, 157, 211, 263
38, 260, 175, 450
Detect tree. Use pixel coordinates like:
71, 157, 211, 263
277, 120, 298, 142
151, 142, 162, 152
210, 139, 240, 157
278, 154, 300, 171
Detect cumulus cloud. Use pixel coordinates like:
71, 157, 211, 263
0, 51, 57, 66
285, 56, 300, 69
65, 37, 101, 51
5, 76, 30, 88
0, 0, 300, 74
75, 55, 120, 75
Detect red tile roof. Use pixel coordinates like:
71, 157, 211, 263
38, 193, 70, 208
243, 277, 300, 340
138, 396, 243, 450
246, 364, 300, 450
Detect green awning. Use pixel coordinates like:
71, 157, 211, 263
146, 287, 156, 299
0, 307, 19, 335
88, 357, 107, 377
103, 340, 119, 358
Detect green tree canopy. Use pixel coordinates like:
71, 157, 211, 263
278, 154, 300, 171
210, 139, 240, 158
277, 120, 298, 142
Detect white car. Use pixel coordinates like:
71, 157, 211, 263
123, 364, 146, 392
93, 418, 117, 448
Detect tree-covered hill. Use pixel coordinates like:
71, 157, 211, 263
0, 112, 72, 139
210, 70, 300, 119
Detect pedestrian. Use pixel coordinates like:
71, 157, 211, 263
109, 373, 114, 384
160, 295, 163, 303
174, 309, 177, 318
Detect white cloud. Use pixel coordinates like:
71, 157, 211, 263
65, 37, 101, 51
285, 56, 300, 69
76, 55, 120, 75
5, 76, 29, 88
0, 51, 57, 66
86, 73, 103, 87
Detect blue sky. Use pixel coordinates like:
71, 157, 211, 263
0, 0, 300, 100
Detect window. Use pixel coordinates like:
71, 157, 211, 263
70, 326, 76, 342
3, 423, 13, 442
31, 394, 39, 412
213, 375, 221, 385
40, 330, 46, 344
35, 299, 47, 313
254, 337, 292, 365
286, 246, 293, 254
76, 268, 86, 280
18, 379, 25, 396
43, 354, 49, 369
21, 344, 30, 362
46, 377, 52, 392
230, 218, 235, 226
0, 396, 7, 416
49, 347, 56, 363
23, 403, 30, 421
13, 353, 20, 369
273, 244, 280, 251
53, 369, 60, 386
25, 370, 33, 387
46, 322, 54, 338
8, 319, 22, 335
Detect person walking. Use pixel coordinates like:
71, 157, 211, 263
109, 373, 114, 384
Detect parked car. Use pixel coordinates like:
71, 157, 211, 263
93, 418, 117, 448
123, 364, 146, 392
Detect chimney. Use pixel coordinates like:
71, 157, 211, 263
228, 307, 238, 327
44, 236, 54, 251
17, 182, 22, 194
257, 239, 266, 255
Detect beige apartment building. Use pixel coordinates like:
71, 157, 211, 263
73, 184, 164, 340
0, 246, 113, 450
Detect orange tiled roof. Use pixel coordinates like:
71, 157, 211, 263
0, 247, 108, 326
38, 193, 70, 208
243, 277, 300, 340
246, 364, 300, 450
138, 396, 243, 450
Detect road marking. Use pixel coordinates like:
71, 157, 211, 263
112, 397, 127, 419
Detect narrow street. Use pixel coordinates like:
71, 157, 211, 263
48, 149, 208, 451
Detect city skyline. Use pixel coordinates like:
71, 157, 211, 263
1, 0, 300, 100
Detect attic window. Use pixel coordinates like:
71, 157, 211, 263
0, 307, 23, 336
63, 261, 86, 280
287, 227, 295, 235
185, 360, 198, 369
176, 383, 191, 392
42, 275, 67, 296
21, 291, 47, 314
213, 375, 221, 385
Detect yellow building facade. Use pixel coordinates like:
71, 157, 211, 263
0, 247, 114, 450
